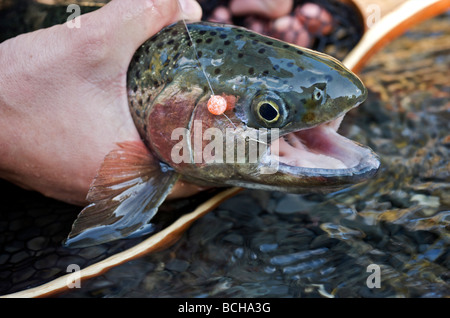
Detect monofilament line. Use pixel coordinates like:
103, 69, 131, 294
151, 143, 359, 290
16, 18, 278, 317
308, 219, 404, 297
176, 0, 215, 96
176, 0, 240, 131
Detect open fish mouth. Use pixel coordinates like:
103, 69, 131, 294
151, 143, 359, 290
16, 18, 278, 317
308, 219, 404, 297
265, 116, 380, 186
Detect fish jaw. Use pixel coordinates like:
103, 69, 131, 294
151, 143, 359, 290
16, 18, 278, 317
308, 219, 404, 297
170, 110, 380, 194
242, 116, 380, 193
215, 41, 378, 192
245, 45, 378, 192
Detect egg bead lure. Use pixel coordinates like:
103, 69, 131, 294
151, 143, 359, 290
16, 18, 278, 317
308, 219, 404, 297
176, 1, 237, 125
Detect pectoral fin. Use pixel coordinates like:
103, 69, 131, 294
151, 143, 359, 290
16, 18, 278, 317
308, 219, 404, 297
64, 141, 179, 248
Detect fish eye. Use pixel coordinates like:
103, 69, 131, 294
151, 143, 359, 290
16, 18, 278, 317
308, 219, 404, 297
251, 91, 287, 128
257, 101, 280, 123
313, 87, 323, 101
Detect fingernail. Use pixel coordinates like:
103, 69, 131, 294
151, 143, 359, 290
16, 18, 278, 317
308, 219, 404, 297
178, 0, 202, 20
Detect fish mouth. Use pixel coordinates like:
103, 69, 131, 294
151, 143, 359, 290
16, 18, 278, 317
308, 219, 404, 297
263, 115, 380, 190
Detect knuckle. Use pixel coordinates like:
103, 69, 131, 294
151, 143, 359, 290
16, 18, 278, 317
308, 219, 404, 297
69, 15, 111, 63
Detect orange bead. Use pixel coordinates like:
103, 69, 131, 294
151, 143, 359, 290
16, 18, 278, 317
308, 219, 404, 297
207, 95, 228, 115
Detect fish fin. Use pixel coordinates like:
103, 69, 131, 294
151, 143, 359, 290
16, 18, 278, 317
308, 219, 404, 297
64, 141, 179, 248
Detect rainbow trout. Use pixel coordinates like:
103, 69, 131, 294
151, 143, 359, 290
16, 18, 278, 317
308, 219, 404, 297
65, 22, 380, 247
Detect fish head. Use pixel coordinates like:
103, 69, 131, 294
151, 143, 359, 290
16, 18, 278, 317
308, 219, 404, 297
239, 48, 368, 132
229, 49, 376, 192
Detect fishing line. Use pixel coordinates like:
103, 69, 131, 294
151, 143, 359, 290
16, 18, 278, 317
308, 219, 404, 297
175, 0, 267, 146
176, 0, 216, 97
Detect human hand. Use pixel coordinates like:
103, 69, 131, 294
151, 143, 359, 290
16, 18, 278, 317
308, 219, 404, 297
0, 0, 202, 205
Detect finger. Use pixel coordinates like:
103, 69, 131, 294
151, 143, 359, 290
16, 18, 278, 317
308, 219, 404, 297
177, 0, 203, 21
79, 0, 202, 59
230, 0, 293, 19
108, 0, 202, 48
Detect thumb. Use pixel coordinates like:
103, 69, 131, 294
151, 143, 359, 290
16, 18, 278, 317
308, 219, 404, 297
80, 0, 202, 62
107, 0, 202, 47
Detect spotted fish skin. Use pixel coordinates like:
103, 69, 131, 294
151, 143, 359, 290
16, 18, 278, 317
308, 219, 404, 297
127, 21, 372, 190
129, 22, 366, 133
